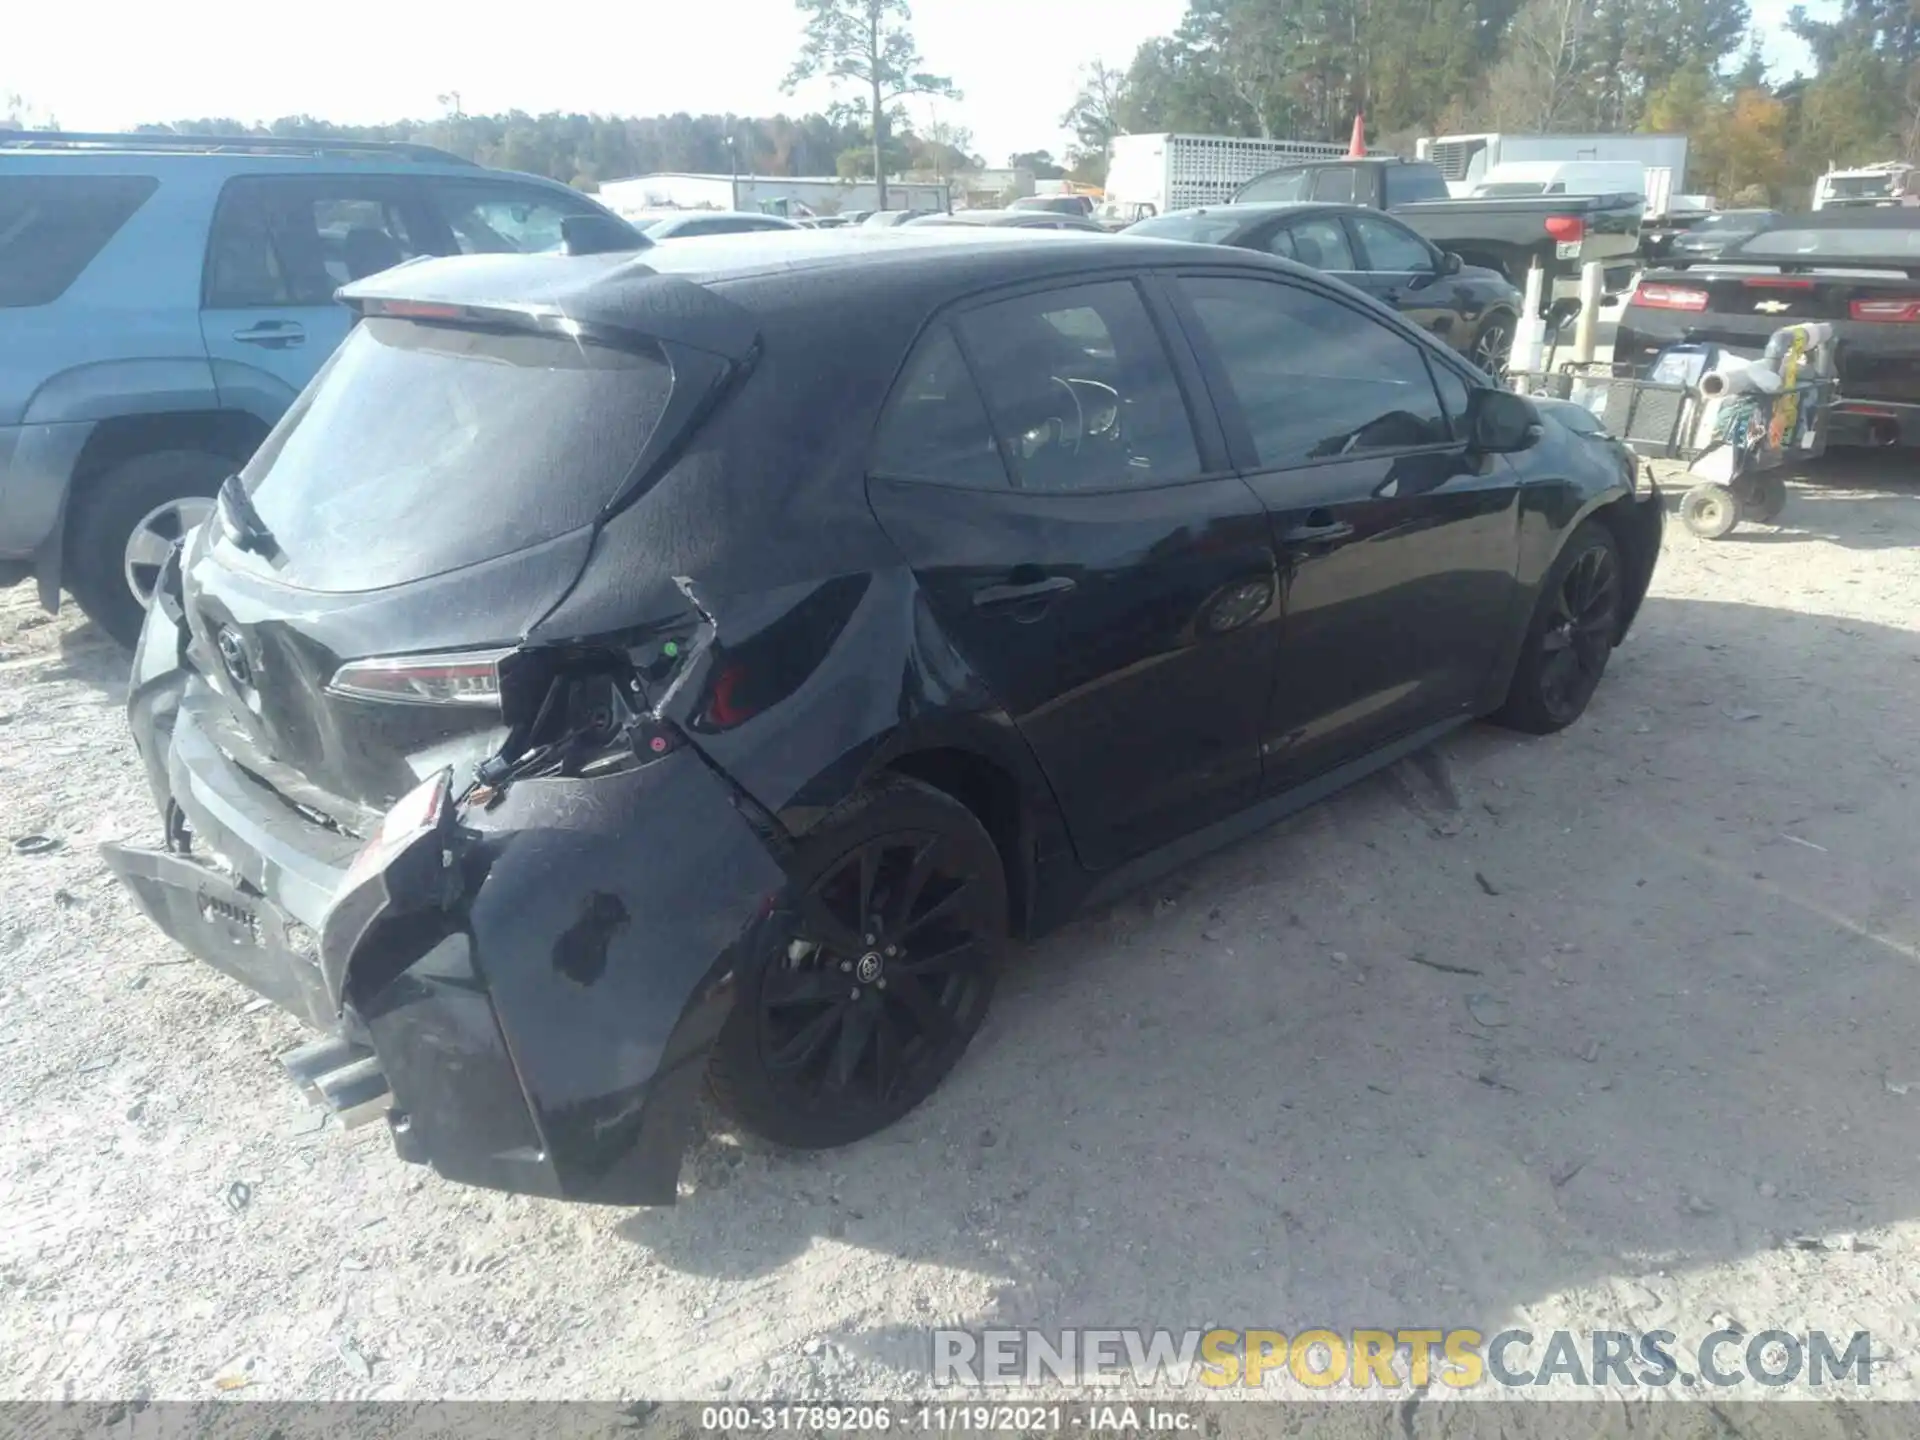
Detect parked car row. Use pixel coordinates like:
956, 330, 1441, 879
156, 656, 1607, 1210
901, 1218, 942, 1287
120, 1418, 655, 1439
1126, 202, 1525, 372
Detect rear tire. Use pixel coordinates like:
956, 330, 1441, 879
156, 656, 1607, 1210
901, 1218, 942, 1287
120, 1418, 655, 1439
709, 775, 1007, 1150
1492, 520, 1624, 736
65, 449, 229, 647
1743, 472, 1788, 524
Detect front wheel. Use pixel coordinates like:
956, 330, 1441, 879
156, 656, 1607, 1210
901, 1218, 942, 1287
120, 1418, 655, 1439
1491, 519, 1624, 735
709, 775, 1007, 1150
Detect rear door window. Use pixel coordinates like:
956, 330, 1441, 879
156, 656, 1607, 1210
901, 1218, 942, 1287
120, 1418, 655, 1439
204, 177, 425, 306
1310, 169, 1358, 203
870, 328, 1008, 489
1284, 216, 1357, 271
0, 175, 158, 308
425, 179, 602, 254
1349, 213, 1434, 272
1236, 171, 1307, 203
1383, 166, 1449, 205
238, 318, 672, 591
955, 280, 1202, 492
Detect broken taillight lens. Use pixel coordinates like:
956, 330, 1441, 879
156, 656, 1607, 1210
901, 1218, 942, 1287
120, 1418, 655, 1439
327, 648, 514, 707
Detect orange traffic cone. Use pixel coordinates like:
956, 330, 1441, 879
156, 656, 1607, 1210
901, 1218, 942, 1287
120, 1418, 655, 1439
1347, 113, 1367, 158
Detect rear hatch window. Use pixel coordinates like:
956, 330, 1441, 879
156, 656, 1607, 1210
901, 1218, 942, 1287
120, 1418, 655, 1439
239, 317, 671, 592
0, 175, 158, 307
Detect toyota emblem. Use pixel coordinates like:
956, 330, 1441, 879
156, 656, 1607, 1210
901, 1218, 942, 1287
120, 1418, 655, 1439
215, 626, 253, 688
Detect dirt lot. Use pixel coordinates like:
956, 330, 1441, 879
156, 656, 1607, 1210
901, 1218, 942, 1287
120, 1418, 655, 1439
3, 458, 1918, 1404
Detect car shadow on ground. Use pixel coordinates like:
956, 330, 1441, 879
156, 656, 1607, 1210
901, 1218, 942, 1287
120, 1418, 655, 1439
617, 590, 1920, 1386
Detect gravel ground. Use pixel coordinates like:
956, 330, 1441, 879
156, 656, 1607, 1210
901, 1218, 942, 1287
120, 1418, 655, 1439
3, 454, 1918, 1404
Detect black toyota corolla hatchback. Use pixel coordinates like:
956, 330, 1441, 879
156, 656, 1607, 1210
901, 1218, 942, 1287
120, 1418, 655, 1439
106, 227, 1661, 1205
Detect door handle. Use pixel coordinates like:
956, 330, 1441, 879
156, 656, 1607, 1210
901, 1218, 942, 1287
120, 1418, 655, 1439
971, 574, 1077, 615
232, 322, 307, 348
1279, 515, 1355, 547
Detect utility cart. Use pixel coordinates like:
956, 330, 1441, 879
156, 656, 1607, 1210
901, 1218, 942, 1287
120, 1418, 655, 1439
1508, 323, 1840, 539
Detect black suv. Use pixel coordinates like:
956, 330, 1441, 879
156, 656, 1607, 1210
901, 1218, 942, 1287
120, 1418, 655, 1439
107, 228, 1662, 1206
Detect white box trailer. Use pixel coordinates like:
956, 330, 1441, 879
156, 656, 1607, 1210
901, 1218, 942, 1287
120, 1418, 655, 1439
1417, 133, 1690, 209
596, 173, 950, 220
1101, 132, 1358, 225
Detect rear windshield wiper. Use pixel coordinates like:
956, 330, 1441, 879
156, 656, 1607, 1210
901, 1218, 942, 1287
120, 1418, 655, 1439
216, 473, 278, 558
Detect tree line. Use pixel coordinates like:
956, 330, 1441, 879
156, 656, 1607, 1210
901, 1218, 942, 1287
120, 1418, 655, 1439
1062, 0, 1920, 204
11, 0, 1917, 208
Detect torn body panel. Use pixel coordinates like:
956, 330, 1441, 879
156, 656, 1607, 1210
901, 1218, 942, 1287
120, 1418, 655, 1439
105, 616, 791, 1205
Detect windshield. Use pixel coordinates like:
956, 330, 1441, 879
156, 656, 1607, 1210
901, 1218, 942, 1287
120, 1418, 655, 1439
1125, 212, 1244, 244
1824, 175, 1897, 198
241, 318, 672, 592
1732, 225, 1920, 261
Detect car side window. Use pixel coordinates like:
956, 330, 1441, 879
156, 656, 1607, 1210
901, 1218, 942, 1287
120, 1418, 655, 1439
1427, 361, 1473, 437
428, 181, 599, 254
1179, 275, 1454, 468
956, 280, 1202, 492
205, 178, 424, 307
870, 327, 1009, 489
1282, 216, 1356, 271
1350, 213, 1434, 273
1262, 226, 1298, 261
1311, 170, 1358, 203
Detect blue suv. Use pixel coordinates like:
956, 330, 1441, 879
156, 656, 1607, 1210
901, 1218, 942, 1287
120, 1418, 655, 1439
0, 131, 637, 643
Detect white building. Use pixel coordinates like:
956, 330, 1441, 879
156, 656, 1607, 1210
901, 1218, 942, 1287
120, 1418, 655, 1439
595, 173, 952, 219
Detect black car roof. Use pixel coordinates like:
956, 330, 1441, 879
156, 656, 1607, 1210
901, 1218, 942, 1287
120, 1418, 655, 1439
1161, 201, 1351, 222
340, 230, 1235, 354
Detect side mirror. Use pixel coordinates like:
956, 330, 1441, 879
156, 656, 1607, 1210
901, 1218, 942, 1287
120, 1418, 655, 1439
1441, 250, 1463, 275
561, 213, 650, 256
1466, 388, 1543, 454
1544, 297, 1582, 333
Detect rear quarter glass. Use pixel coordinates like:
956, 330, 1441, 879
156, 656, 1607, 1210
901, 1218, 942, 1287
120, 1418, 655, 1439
0, 175, 159, 307
238, 318, 672, 593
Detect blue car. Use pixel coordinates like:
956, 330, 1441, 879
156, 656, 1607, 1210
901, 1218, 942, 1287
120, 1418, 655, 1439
0, 130, 638, 643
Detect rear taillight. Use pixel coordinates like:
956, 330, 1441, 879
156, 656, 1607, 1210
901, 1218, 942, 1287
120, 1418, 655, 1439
1544, 215, 1585, 244
1850, 298, 1920, 323
327, 648, 514, 707
1635, 284, 1709, 312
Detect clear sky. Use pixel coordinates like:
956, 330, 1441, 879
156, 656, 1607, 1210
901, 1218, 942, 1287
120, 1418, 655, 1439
8, 0, 1813, 167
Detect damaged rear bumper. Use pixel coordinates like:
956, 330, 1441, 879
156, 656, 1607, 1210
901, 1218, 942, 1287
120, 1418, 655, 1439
104, 629, 788, 1206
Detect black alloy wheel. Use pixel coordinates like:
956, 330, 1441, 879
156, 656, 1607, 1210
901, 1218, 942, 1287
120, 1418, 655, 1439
1471, 314, 1515, 375
1537, 542, 1622, 723
710, 777, 1005, 1149
1492, 520, 1624, 735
